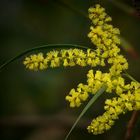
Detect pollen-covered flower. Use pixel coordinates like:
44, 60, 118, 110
65, 84, 89, 108
23, 53, 47, 70
88, 81, 140, 135
87, 111, 115, 135
23, 49, 109, 71
23, 3, 140, 136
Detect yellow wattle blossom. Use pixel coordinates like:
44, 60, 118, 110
23, 48, 109, 70
23, 4, 140, 136
88, 81, 140, 135
23, 53, 47, 70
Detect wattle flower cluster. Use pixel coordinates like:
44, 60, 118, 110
23, 48, 107, 71
23, 4, 140, 135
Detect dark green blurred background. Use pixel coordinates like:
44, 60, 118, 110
0, 0, 140, 140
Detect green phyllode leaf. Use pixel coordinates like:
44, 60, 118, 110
65, 85, 107, 140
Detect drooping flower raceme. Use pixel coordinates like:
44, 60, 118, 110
23, 4, 140, 135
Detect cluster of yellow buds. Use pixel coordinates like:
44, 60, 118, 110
87, 80, 140, 135
88, 4, 128, 76
86, 4, 140, 134
23, 4, 140, 135
23, 48, 110, 70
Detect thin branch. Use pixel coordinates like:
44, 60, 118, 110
125, 111, 139, 140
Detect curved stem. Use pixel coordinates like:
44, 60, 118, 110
0, 44, 92, 72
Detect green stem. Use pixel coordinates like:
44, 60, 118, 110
0, 44, 92, 72
124, 72, 139, 82
65, 85, 107, 140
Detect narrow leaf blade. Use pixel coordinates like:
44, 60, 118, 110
65, 85, 107, 140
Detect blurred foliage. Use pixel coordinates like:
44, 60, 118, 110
0, 0, 140, 140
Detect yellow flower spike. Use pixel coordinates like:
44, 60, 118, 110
24, 48, 109, 70
87, 112, 116, 135
22, 4, 140, 137
88, 84, 140, 135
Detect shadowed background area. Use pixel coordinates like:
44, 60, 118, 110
0, 0, 140, 140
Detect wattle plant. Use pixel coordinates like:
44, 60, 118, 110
23, 4, 140, 135
0, 4, 140, 140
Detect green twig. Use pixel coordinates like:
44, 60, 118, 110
124, 72, 138, 82
65, 85, 107, 140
